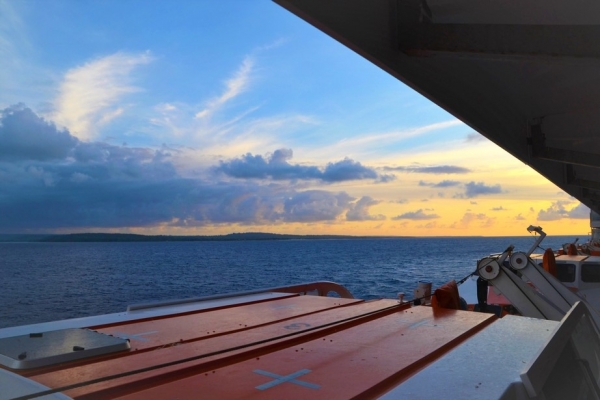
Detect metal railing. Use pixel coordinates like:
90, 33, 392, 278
127, 281, 354, 311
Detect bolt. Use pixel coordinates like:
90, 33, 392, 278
485, 265, 493, 273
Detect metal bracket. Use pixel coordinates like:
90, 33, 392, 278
529, 123, 600, 168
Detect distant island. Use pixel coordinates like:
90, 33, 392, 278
0, 232, 409, 243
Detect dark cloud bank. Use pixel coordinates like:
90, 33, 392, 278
0, 105, 384, 231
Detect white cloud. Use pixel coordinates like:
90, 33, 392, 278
537, 201, 589, 221
143, 54, 315, 168
195, 56, 254, 120
52, 52, 152, 140
307, 119, 464, 162
336, 120, 463, 148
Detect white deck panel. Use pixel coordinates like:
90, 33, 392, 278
379, 315, 558, 399
0, 292, 292, 339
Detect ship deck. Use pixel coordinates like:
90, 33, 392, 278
1, 290, 564, 399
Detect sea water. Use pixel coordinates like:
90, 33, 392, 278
0, 235, 580, 328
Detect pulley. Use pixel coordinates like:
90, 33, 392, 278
509, 252, 529, 270
477, 258, 500, 280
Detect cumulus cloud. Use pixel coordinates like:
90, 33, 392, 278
52, 51, 152, 140
538, 201, 589, 221
569, 203, 591, 219
216, 148, 318, 180
537, 203, 567, 221
455, 181, 503, 198
451, 212, 495, 229
420, 179, 501, 199
282, 190, 353, 222
385, 165, 471, 174
376, 173, 396, 183
321, 158, 378, 182
346, 196, 386, 221
392, 209, 439, 220
216, 149, 380, 182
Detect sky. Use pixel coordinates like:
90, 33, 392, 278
0, 0, 590, 237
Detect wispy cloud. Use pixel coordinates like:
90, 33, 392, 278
385, 165, 471, 174
0, 1, 27, 71
195, 56, 254, 120
147, 53, 315, 158
418, 180, 461, 188
0, 0, 45, 106
52, 52, 153, 140
336, 120, 464, 149
305, 120, 465, 161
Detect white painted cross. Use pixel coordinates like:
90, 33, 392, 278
111, 330, 158, 342
253, 369, 320, 390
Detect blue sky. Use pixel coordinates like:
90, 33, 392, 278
0, 0, 589, 235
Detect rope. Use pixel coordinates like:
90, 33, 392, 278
402, 293, 432, 305
456, 270, 475, 286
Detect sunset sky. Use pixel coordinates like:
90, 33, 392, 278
0, 0, 590, 236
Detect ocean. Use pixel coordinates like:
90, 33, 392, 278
0, 235, 581, 329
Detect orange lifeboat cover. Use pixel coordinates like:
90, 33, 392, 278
432, 280, 460, 310
543, 248, 557, 277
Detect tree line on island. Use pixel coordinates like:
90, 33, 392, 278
0, 232, 409, 242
